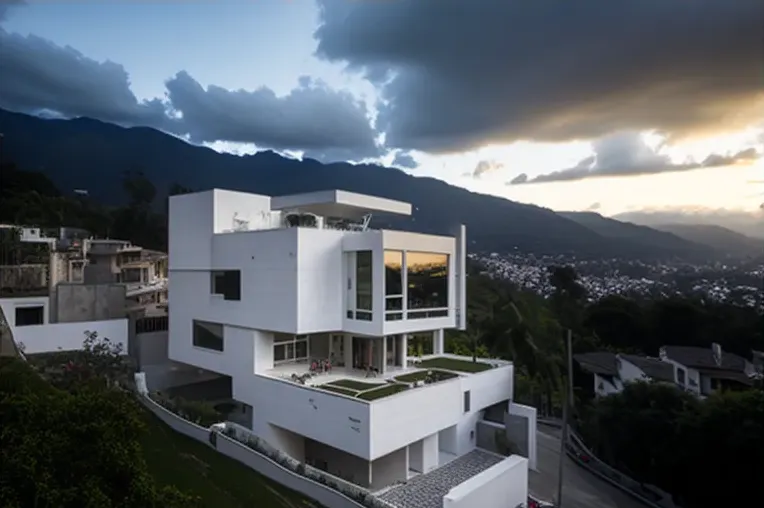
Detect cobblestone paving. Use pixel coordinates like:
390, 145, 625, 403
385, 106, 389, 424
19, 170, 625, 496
379, 449, 503, 508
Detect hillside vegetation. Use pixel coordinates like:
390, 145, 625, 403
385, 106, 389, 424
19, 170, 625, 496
0, 107, 711, 260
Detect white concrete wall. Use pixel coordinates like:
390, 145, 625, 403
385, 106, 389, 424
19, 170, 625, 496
618, 357, 649, 385
249, 375, 372, 459
253, 329, 275, 373
370, 377, 462, 460
305, 438, 371, 487
297, 228, 345, 333
167, 313, 256, 385
371, 447, 408, 490
168, 191, 214, 270
12, 318, 128, 354
0, 296, 50, 327
211, 228, 300, 332
509, 402, 537, 471
456, 365, 514, 455
212, 189, 272, 234
422, 432, 439, 473
442, 455, 528, 508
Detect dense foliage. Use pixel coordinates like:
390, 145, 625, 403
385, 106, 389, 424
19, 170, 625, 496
578, 382, 764, 508
0, 337, 199, 508
449, 262, 763, 412
0, 161, 190, 253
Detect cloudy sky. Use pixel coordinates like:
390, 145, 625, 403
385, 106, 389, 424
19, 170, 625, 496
1, 0, 763, 219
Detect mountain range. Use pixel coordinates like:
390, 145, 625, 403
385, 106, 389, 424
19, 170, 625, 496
0, 108, 751, 260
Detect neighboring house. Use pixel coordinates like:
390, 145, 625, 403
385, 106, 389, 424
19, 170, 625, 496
166, 188, 534, 500
576, 343, 758, 399
659, 344, 756, 397
752, 350, 764, 376
575, 351, 677, 398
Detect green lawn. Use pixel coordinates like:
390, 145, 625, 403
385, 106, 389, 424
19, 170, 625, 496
318, 384, 359, 397
140, 409, 321, 508
394, 369, 459, 384
418, 357, 493, 373
327, 379, 387, 391
356, 383, 409, 401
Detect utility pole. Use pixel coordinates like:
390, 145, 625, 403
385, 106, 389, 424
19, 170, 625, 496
556, 328, 573, 507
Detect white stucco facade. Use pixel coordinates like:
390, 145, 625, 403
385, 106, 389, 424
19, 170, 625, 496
0, 295, 128, 354
166, 188, 531, 498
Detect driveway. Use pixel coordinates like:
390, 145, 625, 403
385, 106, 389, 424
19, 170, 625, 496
529, 426, 646, 508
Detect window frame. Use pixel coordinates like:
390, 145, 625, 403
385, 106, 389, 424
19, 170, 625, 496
273, 334, 310, 364
210, 269, 241, 301
14, 305, 44, 327
192, 320, 224, 352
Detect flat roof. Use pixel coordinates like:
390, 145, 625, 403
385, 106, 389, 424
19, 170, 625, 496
270, 190, 412, 218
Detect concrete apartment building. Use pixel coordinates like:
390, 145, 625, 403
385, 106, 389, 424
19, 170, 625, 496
0, 226, 167, 355
167, 189, 534, 507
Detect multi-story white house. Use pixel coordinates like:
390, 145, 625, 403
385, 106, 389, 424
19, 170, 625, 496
167, 188, 532, 503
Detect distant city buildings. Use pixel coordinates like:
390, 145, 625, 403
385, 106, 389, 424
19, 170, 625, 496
472, 253, 763, 310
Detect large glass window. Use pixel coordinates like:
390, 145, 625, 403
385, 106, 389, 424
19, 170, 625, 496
193, 320, 224, 351
274, 334, 309, 363
384, 250, 403, 320
355, 250, 373, 319
406, 251, 449, 310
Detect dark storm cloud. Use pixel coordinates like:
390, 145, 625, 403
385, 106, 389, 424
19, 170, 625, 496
508, 132, 762, 185
165, 73, 382, 161
391, 151, 417, 169
0, 0, 24, 22
472, 160, 504, 178
0, 29, 381, 162
315, 0, 764, 153
507, 173, 528, 185
0, 29, 169, 127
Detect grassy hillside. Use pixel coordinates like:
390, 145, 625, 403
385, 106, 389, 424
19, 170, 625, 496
140, 410, 319, 508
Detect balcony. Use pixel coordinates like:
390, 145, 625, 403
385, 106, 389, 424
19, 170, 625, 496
251, 354, 512, 460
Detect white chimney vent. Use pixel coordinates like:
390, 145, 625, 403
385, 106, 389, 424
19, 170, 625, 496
712, 343, 722, 366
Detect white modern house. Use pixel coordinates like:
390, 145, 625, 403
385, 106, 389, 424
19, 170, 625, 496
167, 189, 532, 505
575, 345, 759, 399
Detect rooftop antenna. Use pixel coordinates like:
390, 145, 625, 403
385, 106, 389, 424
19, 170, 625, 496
360, 213, 372, 231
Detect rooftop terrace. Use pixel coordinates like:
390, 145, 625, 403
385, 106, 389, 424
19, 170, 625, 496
263, 354, 510, 403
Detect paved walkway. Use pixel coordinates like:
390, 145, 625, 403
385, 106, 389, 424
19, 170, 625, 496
530, 427, 646, 508
379, 449, 503, 508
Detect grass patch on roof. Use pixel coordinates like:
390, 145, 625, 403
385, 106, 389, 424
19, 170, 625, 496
326, 379, 387, 391
394, 369, 459, 384
418, 357, 493, 373
317, 384, 359, 397
356, 383, 409, 401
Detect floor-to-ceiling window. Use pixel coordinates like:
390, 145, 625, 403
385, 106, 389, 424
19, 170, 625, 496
384, 250, 403, 321
355, 250, 373, 321
274, 334, 309, 364
406, 251, 449, 319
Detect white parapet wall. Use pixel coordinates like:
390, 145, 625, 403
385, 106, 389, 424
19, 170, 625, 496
12, 319, 129, 354
509, 402, 538, 471
442, 455, 528, 508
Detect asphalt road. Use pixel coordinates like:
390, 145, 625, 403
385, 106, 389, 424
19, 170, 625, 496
529, 426, 646, 508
